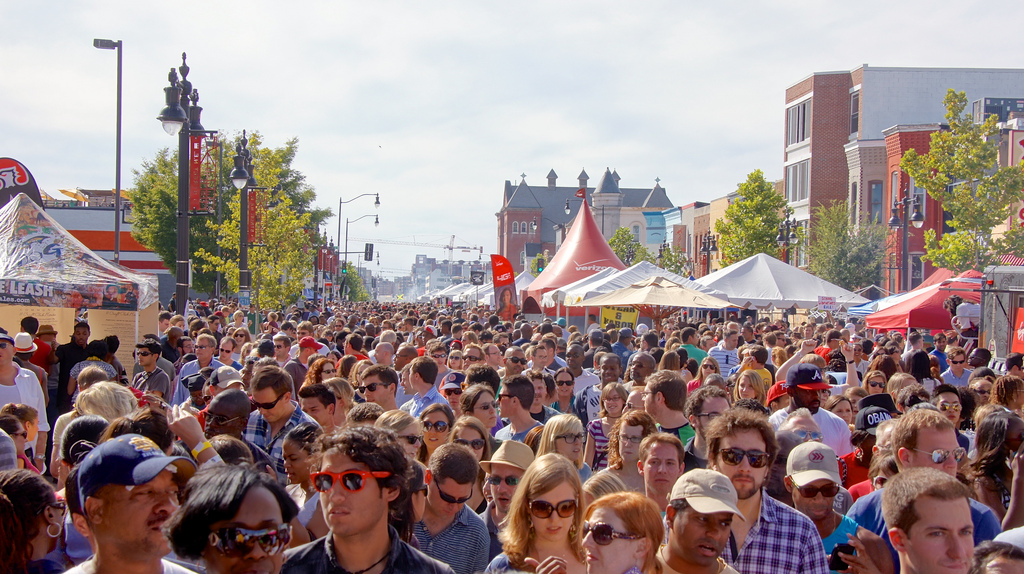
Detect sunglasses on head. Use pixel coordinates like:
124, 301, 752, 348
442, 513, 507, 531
423, 421, 449, 433
356, 382, 391, 393
583, 521, 643, 546
311, 469, 392, 493
486, 475, 519, 486
434, 479, 472, 504
914, 447, 966, 464
795, 482, 840, 498
454, 438, 485, 450
208, 524, 291, 557
253, 393, 286, 410
529, 499, 577, 519
719, 448, 771, 468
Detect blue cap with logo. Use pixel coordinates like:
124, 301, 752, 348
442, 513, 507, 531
784, 364, 831, 390
77, 434, 196, 500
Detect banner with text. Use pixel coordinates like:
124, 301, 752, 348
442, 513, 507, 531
490, 254, 519, 321
601, 306, 639, 330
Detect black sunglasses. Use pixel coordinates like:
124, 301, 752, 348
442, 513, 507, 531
506, 357, 527, 365
719, 448, 770, 468
454, 438, 486, 450
208, 524, 290, 557
486, 475, 520, 486
399, 435, 422, 445
423, 421, 449, 433
555, 379, 574, 387
434, 479, 472, 504
253, 393, 286, 410
443, 388, 463, 396
529, 499, 577, 519
583, 521, 643, 546
795, 482, 840, 499
356, 382, 392, 393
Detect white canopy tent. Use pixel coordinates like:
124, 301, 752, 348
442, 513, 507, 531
457, 271, 535, 306
692, 253, 868, 309
564, 261, 725, 304
434, 282, 473, 299
540, 267, 619, 308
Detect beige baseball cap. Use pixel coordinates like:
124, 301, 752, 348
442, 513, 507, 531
480, 440, 535, 474
786, 442, 841, 487
669, 469, 745, 521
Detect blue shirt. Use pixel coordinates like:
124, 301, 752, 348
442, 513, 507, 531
941, 367, 972, 387
494, 420, 542, 442
846, 487, 1001, 574
930, 349, 949, 372
172, 358, 224, 405
821, 514, 860, 574
414, 504, 490, 574
611, 341, 633, 366
401, 385, 447, 418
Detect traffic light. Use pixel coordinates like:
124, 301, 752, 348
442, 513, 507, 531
364, 243, 374, 262
341, 260, 348, 274
536, 257, 545, 272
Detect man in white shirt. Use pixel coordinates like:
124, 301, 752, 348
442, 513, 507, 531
768, 364, 853, 457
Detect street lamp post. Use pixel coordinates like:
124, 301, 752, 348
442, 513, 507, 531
336, 194, 380, 298
229, 133, 252, 304
776, 210, 799, 264
888, 192, 925, 292
93, 38, 123, 264
699, 232, 718, 277
156, 53, 210, 310
343, 214, 379, 300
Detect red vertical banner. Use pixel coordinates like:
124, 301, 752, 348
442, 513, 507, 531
188, 135, 204, 211
1011, 306, 1024, 355
247, 188, 266, 244
490, 254, 519, 321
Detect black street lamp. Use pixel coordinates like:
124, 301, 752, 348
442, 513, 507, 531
93, 38, 123, 264
229, 132, 251, 306
699, 231, 718, 276
156, 53, 210, 310
776, 209, 799, 264
888, 192, 925, 292
336, 193, 380, 299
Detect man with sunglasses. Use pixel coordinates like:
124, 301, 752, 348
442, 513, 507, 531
706, 408, 829, 573
206, 388, 277, 471
495, 376, 542, 442
769, 364, 853, 457
940, 346, 972, 387
660, 469, 744, 574
502, 346, 528, 379
847, 409, 1001, 572
174, 333, 225, 406
244, 365, 317, 484
361, 364, 400, 412
216, 337, 243, 370
479, 440, 535, 561
284, 426, 455, 574
415, 443, 490, 574
68, 433, 196, 574
132, 338, 172, 399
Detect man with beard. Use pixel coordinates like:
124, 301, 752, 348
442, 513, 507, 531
768, 364, 853, 456
706, 408, 829, 573
574, 353, 622, 427
67, 434, 196, 574
478, 441, 534, 561
659, 469, 744, 574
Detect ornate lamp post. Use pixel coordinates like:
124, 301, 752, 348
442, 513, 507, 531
699, 232, 718, 276
888, 192, 925, 292
776, 209, 799, 264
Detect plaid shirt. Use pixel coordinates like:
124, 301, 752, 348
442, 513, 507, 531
244, 401, 317, 484
722, 493, 829, 574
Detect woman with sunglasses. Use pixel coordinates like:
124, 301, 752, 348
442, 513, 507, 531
538, 414, 593, 482
462, 384, 503, 437
448, 416, 494, 514
582, 492, 663, 574
970, 410, 1024, 526
487, 453, 586, 574
694, 357, 720, 388
0, 414, 38, 473
0, 469, 66, 574
596, 410, 658, 494
861, 369, 888, 395
166, 464, 298, 574
420, 403, 455, 463
584, 383, 628, 473
301, 357, 337, 390
376, 410, 426, 460
551, 367, 577, 414
447, 351, 465, 371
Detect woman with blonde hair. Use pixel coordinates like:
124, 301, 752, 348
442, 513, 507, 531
375, 409, 424, 460
584, 383, 628, 472
448, 416, 493, 513
597, 410, 658, 493
583, 492, 664, 574
582, 472, 628, 508
487, 453, 587, 574
886, 372, 918, 399
861, 369, 888, 395
49, 381, 137, 485
539, 414, 592, 481
733, 370, 766, 405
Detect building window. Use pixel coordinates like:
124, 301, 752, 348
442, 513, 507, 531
797, 221, 809, 267
869, 181, 884, 223
520, 251, 526, 267
909, 177, 927, 212
786, 160, 809, 202
787, 100, 811, 146
891, 171, 899, 202
850, 91, 860, 135
632, 225, 640, 241
911, 255, 925, 289
512, 221, 519, 234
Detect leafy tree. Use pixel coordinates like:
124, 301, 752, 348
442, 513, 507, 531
337, 261, 370, 301
609, 227, 654, 266
807, 201, 888, 290
714, 170, 788, 266
901, 89, 1024, 272
657, 246, 691, 276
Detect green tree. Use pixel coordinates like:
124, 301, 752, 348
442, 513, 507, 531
337, 261, 370, 301
715, 169, 788, 266
807, 201, 888, 290
901, 89, 1024, 272
608, 227, 654, 266
657, 246, 691, 276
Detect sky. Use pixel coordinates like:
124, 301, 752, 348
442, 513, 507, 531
3, 1, 1022, 277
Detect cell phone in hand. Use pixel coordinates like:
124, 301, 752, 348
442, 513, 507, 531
829, 543, 855, 571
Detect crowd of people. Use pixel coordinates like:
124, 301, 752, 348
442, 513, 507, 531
4, 302, 1024, 574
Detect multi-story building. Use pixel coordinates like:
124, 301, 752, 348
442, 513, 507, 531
784, 65, 1024, 279
496, 168, 673, 273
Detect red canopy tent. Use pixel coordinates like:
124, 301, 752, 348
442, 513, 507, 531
865, 270, 983, 332
523, 198, 625, 313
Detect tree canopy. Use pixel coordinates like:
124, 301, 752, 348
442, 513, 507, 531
609, 227, 654, 266
807, 201, 888, 290
714, 170, 788, 266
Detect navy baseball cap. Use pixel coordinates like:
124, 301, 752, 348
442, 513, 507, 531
784, 364, 830, 390
619, 327, 634, 338
855, 406, 892, 435
77, 434, 196, 500
858, 393, 898, 414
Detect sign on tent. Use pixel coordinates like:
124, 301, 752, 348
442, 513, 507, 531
601, 306, 638, 330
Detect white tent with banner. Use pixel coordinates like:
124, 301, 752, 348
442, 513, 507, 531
0, 193, 160, 369
692, 253, 868, 309
564, 261, 726, 304
457, 271, 534, 306
540, 267, 619, 308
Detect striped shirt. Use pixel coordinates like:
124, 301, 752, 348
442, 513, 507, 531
244, 402, 317, 484
414, 504, 490, 574
708, 345, 739, 371
721, 493, 829, 574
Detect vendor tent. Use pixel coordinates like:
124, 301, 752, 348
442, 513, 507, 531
570, 276, 735, 332
692, 253, 868, 309
865, 271, 983, 331
524, 197, 625, 307
565, 261, 725, 304
458, 271, 535, 306
540, 267, 619, 308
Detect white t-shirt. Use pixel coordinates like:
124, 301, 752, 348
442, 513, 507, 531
769, 405, 853, 456
572, 371, 601, 394
0, 368, 50, 431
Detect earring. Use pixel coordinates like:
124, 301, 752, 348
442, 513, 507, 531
47, 522, 62, 538
569, 524, 577, 539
